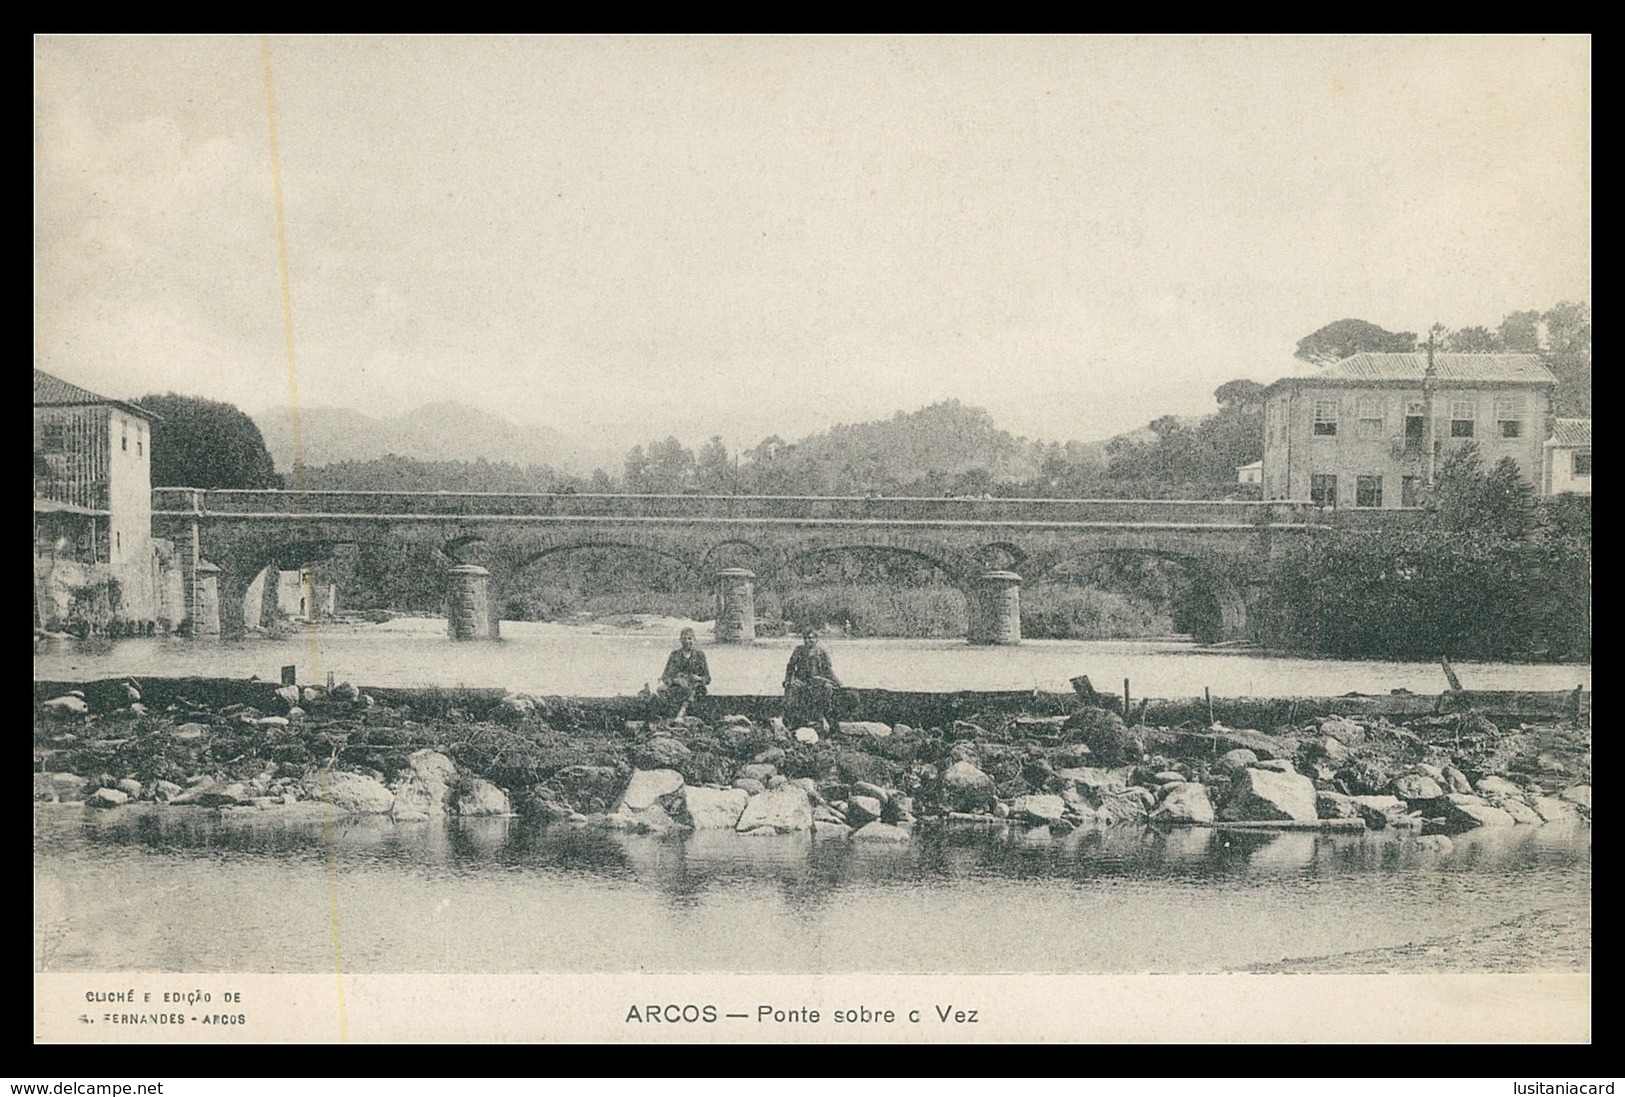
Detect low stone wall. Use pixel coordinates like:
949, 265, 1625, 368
34, 677, 1591, 844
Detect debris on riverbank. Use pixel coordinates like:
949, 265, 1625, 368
33, 678, 1591, 840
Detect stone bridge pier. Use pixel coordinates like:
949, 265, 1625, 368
966, 570, 1022, 645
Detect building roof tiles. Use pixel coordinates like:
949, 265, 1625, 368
34, 369, 154, 418
1549, 418, 1591, 447
1270, 352, 1557, 389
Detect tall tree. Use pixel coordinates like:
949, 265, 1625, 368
1498, 309, 1544, 352
1444, 325, 1502, 353
1541, 300, 1592, 417
136, 393, 282, 489
1543, 301, 1591, 356
1212, 379, 1266, 412
694, 436, 733, 493
1294, 319, 1418, 365
623, 445, 651, 492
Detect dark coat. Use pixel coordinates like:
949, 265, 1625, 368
783, 642, 839, 690
661, 646, 711, 687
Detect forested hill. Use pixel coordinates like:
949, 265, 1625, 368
254, 402, 584, 473
292, 392, 1263, 500
717, 400, 1092, 496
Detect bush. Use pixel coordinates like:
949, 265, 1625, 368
1261, 527, 1591, 661
1020, 585, 1172, 640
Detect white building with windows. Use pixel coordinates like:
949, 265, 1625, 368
34, 369, 162, 628
1544, 418, 1592, 496
1260, 353, 1556, 509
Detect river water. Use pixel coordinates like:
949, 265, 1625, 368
33, 618, 1591, 975
33, 806, 1589, 974
33, 616, 1592, 697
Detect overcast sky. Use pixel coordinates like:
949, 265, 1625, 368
36, 35, 1591, 462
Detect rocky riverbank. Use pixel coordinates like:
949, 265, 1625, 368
34, 679, 1591, 841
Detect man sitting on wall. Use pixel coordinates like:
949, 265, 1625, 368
658, 627, 711, 720
783, 624, 842, 734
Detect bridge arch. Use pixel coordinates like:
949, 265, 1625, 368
766, 544, 971, 637
1028, 547, 1252, 644
489, 540, 709, 628
508, 540, 700, 579
774, 543, 965, 584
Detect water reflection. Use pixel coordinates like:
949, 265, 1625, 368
61, 806, 1591, 892
37, 806, 1589, 974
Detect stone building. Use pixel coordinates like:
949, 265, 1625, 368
1543, 418, 1592, 496
1261, 353, 1557, 508
34, 369, 171, 630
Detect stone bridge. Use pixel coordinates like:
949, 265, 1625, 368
152, 489, 1395, 644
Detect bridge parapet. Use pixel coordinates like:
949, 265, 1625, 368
153, 488, 1333, 527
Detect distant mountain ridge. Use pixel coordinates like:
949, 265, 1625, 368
254, 402, 590, 473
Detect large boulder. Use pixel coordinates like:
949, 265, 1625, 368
685, 786, 749, 830
634, 737, 692, 769
1350, 795, 1409, 829
409, 750, 458, 784
87, 787, 130, 809
1435, 794, 1516, 832
943, 761, 997, 813
1391, 774, 1445, 802
739, 763, 778, 784
838, 721, 892, 739
1496, 798, 1543, 826
1095, 792, 1150, 826
850, 780, 891, 803
1440, 765, 1474, 795
850, 822, 911, 843
391, 777, 445, 820
618, 769, 685, 811
1318, 716, 1366, 746
1220, 768, 1318, 822
845, 796, 884, 827
1217, 749, 1259, 773
1056, 766, 1136, 798
304, 771, 395, 814
1315, 791, 1360, 820
1011, 794, 1066, 825
453, 776, 513, 817
1474, 775, 1525, 800
736, 786, 813, 833
1149, 782, 1215, 824
391, 750, 459, 819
